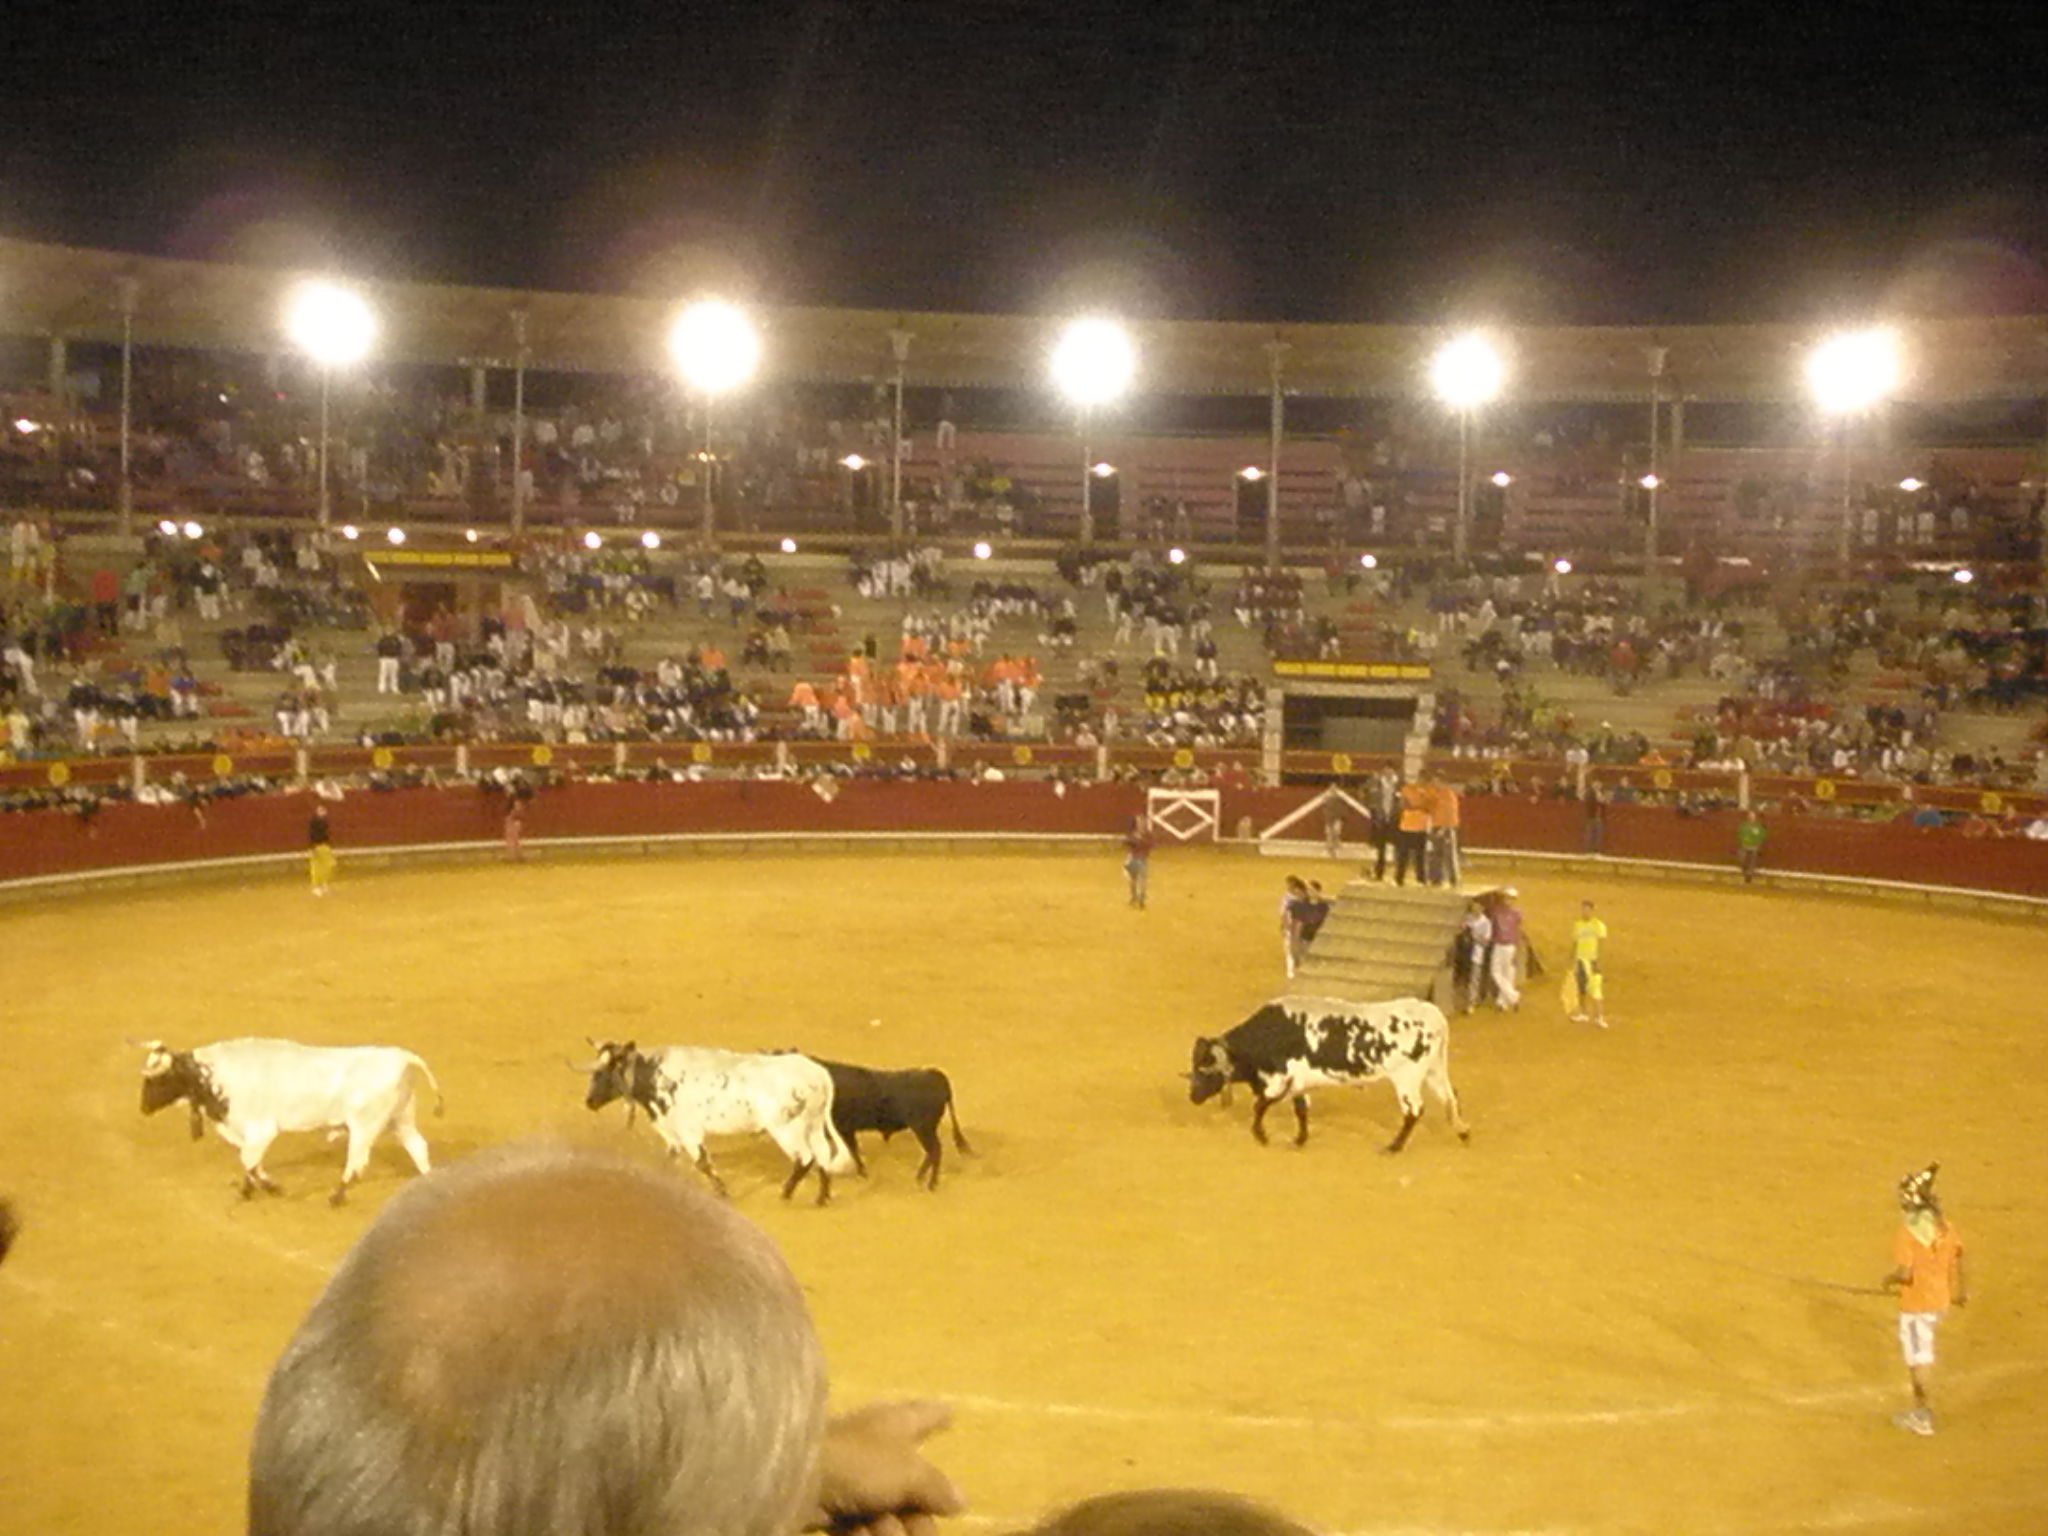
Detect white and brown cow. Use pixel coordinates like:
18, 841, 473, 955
138, 1038, 443, 1203
1187, 996, 1470, 1152
581, 1041, 853, 1205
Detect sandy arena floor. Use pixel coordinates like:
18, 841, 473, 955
0, 846, 2042, 1536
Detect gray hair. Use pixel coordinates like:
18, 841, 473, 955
249, 1141, 826, 1536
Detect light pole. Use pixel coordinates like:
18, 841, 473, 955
1051, 318, 1136, 545
840, 454, 867, 524
667, 298, 761, 541
1805, 327, 1901, 574
889, 326, 911, 540
283, 280, 378, 530
1428, 333, 1505, 564
117, 277, 138, 537
1645, 345, 1667, 567
1264, 338, 1288, 569
510, 309, 529, 537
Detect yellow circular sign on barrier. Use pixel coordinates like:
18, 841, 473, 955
530, 745, 553, 767
851, 742, 872, 762
691, 742, 713, 764
1980, 791, 2003, 814
1012, 745, 1034, 766
1652, 768, 1674, 790
212, 753, 234, 777
1172, 748, 1195, 769
1813, 778, 1836, 800
371, 746, 395, 770
1490, 759, 1509, 777
47, 761, 71, 787
1330, 752, 1353, 773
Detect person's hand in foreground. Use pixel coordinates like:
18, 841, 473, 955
808, 1399, 967, 1536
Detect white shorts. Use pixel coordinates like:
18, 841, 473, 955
1898, 1311, 1941, 1368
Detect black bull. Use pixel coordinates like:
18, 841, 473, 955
812, 1060, 972, 1189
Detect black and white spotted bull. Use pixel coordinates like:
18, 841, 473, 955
808, 1060, 972, 1190
579, 1041, 852, 1205
1186, 996, 1470, 1152
138, 1038, 442, 1204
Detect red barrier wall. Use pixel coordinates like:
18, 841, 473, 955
2, 782, 2044, 897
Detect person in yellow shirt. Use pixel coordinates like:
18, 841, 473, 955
1883, 1163, 1966, 1436
1565, 899, 1608, 1026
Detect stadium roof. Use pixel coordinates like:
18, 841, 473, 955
4, 235, 2045, 405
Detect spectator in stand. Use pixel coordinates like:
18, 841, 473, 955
247, 1142, 965, 1536
374, 629, 403, 694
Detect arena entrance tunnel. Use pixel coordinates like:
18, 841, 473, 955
1, 837, 2044, 1536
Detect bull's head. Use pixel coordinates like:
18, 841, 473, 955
139, 1042, 190, 1115
582, 1041, 639, 1111
1185, 1037, 1231, 1105
138, 1042, 210, 1140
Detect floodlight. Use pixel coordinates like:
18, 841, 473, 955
1430, 333, 1506, 408
583, 531, 603, 550
157, 519, 178, 537
1639, 473, 1661, 490
667, 299, 761, 396
1167, 546, 1186, 565
840, 454, 867, 471
386, 527, 406, 545
1091, 462, 1117, 478
640, 530, 661, 550
1553, 557, 1573, 575
283, 280, 377, 368
181, 520, 203, 540
1805, 328, 1900, 415
465, 528, 480, 543
973, 540, 993, 560
1238, 466, 1266, 482
13, 418, 40, 434
1490, 471, 1512, 488
1050, 318, 1136, 408
1954, 568, 1975, 585
341, 524, 360, 541
1359, 553, 1379, 569
1899, 477, 1925, 492
779, 537, 798, 554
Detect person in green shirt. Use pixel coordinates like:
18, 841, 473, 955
1567, 899, 1608, 1026
1736, 809, 1768, 884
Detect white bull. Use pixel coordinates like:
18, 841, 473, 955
139, 1038, 442, 1204
580, 1040, 852, 1205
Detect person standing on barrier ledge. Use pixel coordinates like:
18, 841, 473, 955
307, 801, 335, 897
1394, 775, 1432, 887
1736, 807, 1767, 884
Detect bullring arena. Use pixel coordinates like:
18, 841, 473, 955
3, 826, 2044, 1536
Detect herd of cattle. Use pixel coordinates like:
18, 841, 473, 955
134, 996, 1466, 1204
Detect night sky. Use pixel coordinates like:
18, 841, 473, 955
5, 2, 2044, 324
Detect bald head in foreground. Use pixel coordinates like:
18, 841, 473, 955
250, 1141, 962, 1536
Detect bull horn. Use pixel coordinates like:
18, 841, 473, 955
562, 1055, 603, 1073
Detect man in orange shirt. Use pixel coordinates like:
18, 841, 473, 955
1882, 1163, 1967, 1436
1426, 776, 1462, 888
1394, 777, 1433, 887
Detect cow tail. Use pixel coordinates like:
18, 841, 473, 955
944, 1081, 974, 1155
814, 1111, 856, 1176
410, 1055, 446, 1118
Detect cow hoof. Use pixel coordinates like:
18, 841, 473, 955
1293, 1136, 1309, 1149
238, 1183, 256, 1201
328, 1188, 348, 1208
1458, 1131, 1473, 1144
